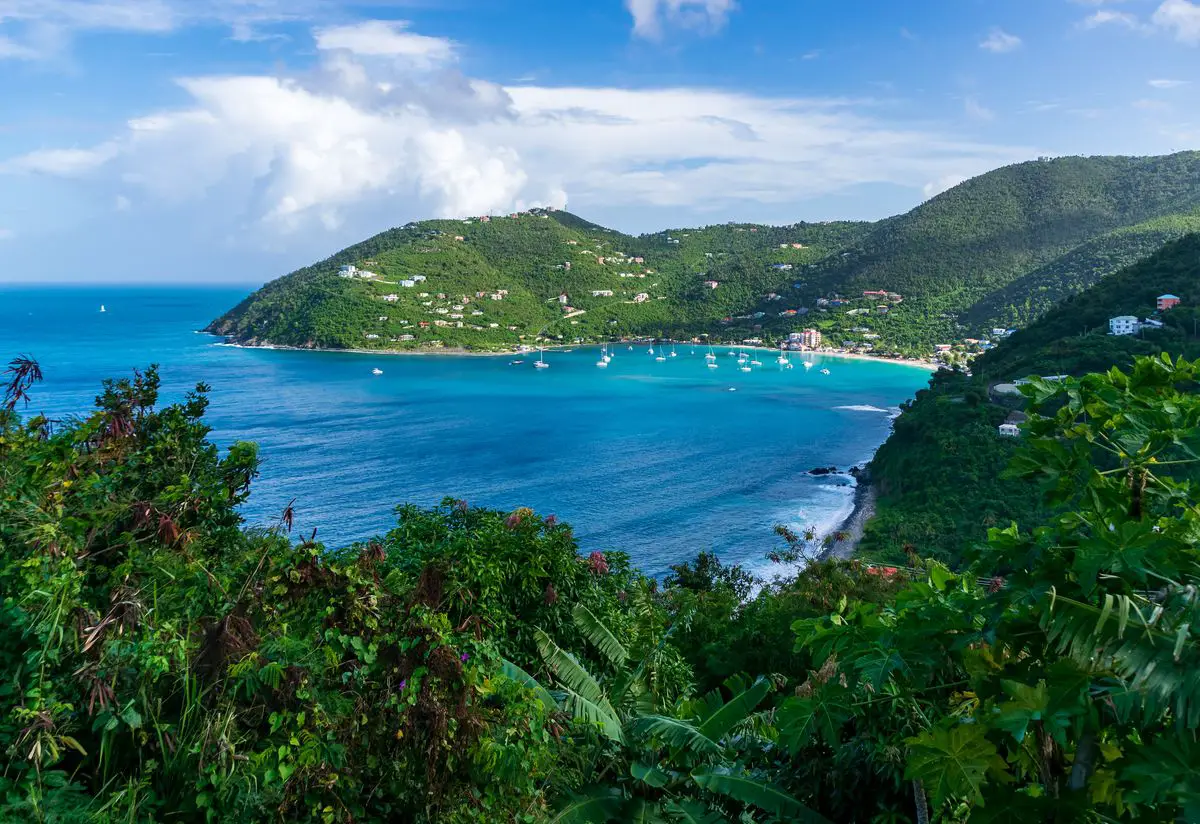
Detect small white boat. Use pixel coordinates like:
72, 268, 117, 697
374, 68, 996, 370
99, 305, 106, 313
820, 368, 831, 375
707, 362, 719, 369
804, 361, 814, 369
371, 368, 383, 375
669, 344, 678, 358
597, 344, 609, 367
750, 359, 762, 367
648, 347, 654, 355
740, 364, 751, 372
655, 354, 667, 362
535, 346, 550, 369
510, 359, 525, 365
728, 387, 737, 392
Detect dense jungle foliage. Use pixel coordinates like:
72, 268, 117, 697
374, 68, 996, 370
5, 337, 1200, 822
208, 152, 1200, 358
862, 233, 1200, 567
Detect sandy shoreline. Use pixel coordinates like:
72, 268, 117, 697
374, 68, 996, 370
206, 334, 941, 371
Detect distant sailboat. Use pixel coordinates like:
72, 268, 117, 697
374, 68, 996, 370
371, 368, 383, 375
596, 343, 608, 367
669, 343, 678, 358
535, 346, 550, 369
820, 368, 831, 375
803, 361, 814, 369
777, 345, 790, 365
99, 305, 106, 313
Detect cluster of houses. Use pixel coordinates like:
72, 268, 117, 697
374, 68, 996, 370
1108, 295, 1181, 336
338, 264, 380, 280
785, 329, 822, 349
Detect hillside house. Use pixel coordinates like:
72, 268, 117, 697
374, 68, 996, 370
412, 275, 426, 282
632, 257, 644, 264
557, 293, 569, 304
771, 263, 793, 270
791, 243, 805, 249
382, 294, 399, 302
1109, 315, 1139, 336
400, 280, 416, 288
998, 423, 1020, 437
703, 280, 719, 289
419, 322, 430, 328
592, 290, 614, 297
1158, 294, 1181, 311
454, 236, 464, 241
633, 293, 650, 303
399, 334, 415, 341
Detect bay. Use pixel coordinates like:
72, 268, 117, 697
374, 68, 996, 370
0, 284, 930, 576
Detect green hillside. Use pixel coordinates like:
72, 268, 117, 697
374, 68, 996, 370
861, 233, 1200, 567
207, 210, 871, 351
209, 151, 1200, 356
797, 151, 1200, 338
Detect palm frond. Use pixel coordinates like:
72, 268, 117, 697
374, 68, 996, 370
573, 604, 629, 668
691, 769, 832, 822
499, 658, 557, 714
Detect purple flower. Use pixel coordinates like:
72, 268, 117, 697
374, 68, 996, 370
399, 679, 407, 690
460, 652, 470, 663
545, 514, 558, 527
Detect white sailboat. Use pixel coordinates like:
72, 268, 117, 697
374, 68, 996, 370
803, 360, 814, 369
655, 345, 667, 362
535, 346, 550, 369
371, 368, 383, 375
777, 345, 790, 365
669, 343, 678, 358
820, 368, 831, 375
99, 305, 106, 313
596, 343, 608, 367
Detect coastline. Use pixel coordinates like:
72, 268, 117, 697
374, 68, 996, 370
819, 472, 878, 561
206, 334, 940, 371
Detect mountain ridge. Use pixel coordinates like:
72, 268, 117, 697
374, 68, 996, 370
208, 150, 1200, 357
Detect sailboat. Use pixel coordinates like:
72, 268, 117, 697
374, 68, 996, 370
803, 360, 814, 369
99, 305, 106, 313
669, 343, 678, 358
648, 346, 655, 355
654, 345, 667, 362
596, 343, 608, 368
777, 345, 790, 365
820, 368, 831, 375
535, 346, 550, 369
371, 368, 383, 375
705, 344, 718, 368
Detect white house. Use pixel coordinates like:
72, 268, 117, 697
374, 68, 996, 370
998, 423, 1020, 437
338, 264, 357, 277
411, 275, 427, 282
633, 293, 650, 303
592, 290, 614, 297
400, 280, 416, 288
1109, 315, 1139, 336
382, 294, 400, 302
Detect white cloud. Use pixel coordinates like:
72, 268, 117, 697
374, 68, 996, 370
964, 96, 996, 121
0, 228, 14, 240
923, 174, 966, 199
313, 20, 455, 67
1081, 9, 1141, 28
115, 194, 131, 211
1153, 0, 1200, 43
0, 20, 1032, 251
626, 0, 737, 40
979, 27, 1022, 53
1149, 78, 1190, 87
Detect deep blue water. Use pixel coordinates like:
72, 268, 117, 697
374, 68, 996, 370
0, 285, 930, 576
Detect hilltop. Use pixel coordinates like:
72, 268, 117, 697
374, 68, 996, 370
208, 151, 1200, 357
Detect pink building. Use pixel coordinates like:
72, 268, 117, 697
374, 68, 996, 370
1158, 294, 1181, 311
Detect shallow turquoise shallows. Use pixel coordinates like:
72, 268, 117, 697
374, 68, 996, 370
1, 285, 930, 576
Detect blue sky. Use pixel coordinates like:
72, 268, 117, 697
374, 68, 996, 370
1, 0, 1198, 283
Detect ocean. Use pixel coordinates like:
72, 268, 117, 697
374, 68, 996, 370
0, 285, 930, 577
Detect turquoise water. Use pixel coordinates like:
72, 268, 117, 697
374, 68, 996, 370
0, 285, 930, 576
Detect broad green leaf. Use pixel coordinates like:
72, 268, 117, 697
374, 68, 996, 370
551, 787, 623, 823
663, 799, 727, 824
691, 769, 832, 822
696, 676, 772, 742
572, 604, 629, 667
499, 658, 557, 714
905, 724, 1011, 807
631, 761, 670, 788
631, 715, 720, 757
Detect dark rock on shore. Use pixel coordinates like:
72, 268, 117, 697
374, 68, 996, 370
809, 466, 840, 476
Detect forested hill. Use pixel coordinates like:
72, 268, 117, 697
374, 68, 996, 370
860, 232, 1200, 568
973, 232, 1200, 380
208, 151, 1200, 356
206, 208, 872, 351
798, 151, 1200, 339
